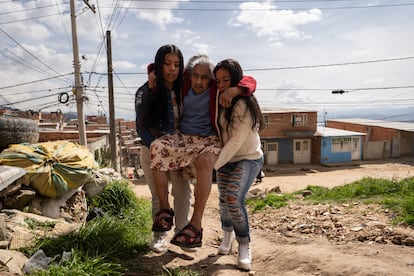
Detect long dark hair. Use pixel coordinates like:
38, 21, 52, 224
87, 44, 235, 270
154, 44, 184, 111
213, 59, 264, 132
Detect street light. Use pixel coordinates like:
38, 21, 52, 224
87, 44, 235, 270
331, 89, 348, 94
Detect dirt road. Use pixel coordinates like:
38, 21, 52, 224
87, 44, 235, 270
129, 158, 414, 276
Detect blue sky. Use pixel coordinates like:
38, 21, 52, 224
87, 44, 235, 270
1, 0, 414, 122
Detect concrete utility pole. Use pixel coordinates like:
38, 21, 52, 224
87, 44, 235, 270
106, 30, 118, 172
69, 0, 95, 146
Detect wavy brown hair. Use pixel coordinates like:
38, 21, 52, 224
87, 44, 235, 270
213, 59, 264, 132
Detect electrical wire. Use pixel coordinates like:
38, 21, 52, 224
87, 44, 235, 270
0, 27, 70, 82
54, 0, 73, 52
0, 3, 57, 15
1, 86, 71, 96
6, 92, 63, 106
2, 0, 413, 119
0, 73, 73, 90
0, 44, 56, 76
0, 12, 63, 25
103, 2, 414, 11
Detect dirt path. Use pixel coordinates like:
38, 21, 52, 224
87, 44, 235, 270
129, 158, 414, 276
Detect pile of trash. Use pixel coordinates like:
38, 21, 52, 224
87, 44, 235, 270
0, 141, 123, 275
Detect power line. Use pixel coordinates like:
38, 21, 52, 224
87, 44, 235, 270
5, 92, 63, 106
106, 2, 414, 11
0, 27, 69, 80
83, 55, 414, 75
258, 85, 414, 92
0, 44, 56, 76
119, 0, 403, 3
0, 3, 57, 15
54, 0, 73, 52
26, 99, 75, 111
380, 111, 414, 120
1, 86, 71, 96
0, 94, 17, 109
1, 0, 412, 26
0, 73, 73, 90
245, 56, 414, 72
0, 12, 62, 25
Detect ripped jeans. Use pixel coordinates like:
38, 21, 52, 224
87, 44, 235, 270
217, 157, 264, 244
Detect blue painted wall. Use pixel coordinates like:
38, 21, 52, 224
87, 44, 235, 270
320, 137, 352, 164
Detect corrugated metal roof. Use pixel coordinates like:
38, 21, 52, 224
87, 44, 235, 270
328, 118, 414, 132
261, 107, 317, 113
316, 126, 366, 137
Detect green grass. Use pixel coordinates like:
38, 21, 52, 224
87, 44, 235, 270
23, 176, 413, 275
24, 218, 57, 230
21, 180, 152, 275
28, 250, 125, 276
247, 176, 414, 225
247, 193, 293, 213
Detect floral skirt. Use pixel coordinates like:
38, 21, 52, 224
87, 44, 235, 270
150, 131, 221, 179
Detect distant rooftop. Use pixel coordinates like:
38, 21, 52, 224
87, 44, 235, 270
316, 126, 366, 137
261, 106, 317, 113
328, 118, 414, 132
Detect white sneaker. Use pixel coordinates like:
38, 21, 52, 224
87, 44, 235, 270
237, 243, 251, 271
151, 231, 168, 253
218, 230, 235, 255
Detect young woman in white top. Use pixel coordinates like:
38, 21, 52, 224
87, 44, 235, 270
213, 58, 264, 271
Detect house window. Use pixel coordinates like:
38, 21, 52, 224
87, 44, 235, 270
263, 114, 269, 128
292, 114, 307, 126
268, 143, 278, 151
331, 137, 352, 152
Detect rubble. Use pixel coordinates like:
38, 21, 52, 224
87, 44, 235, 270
0, 166, 123, 275
249, 191, 414, 247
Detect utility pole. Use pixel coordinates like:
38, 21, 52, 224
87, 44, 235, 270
106, 30, 118, 172
118, 120, 123, 175
69, 0, 95, 146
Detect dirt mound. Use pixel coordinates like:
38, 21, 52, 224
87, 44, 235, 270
128, 159, 414, 276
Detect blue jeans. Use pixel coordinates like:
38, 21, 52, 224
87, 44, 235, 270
217, 157, 264, 244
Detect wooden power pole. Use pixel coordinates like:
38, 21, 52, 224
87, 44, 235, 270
69, 0, 95, 146
106, 30, 118, 172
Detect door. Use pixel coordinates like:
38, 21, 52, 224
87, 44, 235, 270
351, 137, 361, 160
266, 142, 278, 165
391, 138, 400, 158
293, 139, 310, 164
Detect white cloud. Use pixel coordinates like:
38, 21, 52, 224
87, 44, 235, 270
191, 42, 210, 56
230, 2, 322, 42
113, 60, 135, 70
172, 29, 210, 55
1, 0, 413, 120
129, 0, 188, 30
137, 10, 183, 30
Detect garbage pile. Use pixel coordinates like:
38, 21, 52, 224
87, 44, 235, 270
0, 141, 124, 272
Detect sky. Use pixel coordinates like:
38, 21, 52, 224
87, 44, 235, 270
1, 0, 414, 123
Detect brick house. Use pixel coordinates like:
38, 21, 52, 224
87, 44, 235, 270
327, 119, 414, 159
260, 108, 317, 164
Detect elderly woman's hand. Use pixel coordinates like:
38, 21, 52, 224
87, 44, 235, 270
219, 87, 240, 108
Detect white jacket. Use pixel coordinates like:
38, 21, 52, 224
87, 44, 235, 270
214, 98, 262, 170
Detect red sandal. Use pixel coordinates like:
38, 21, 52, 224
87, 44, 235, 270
171, 223, 203, 248
152, 208, 174, 232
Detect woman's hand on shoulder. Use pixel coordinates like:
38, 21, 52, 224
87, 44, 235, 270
219, 87, 240, 108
